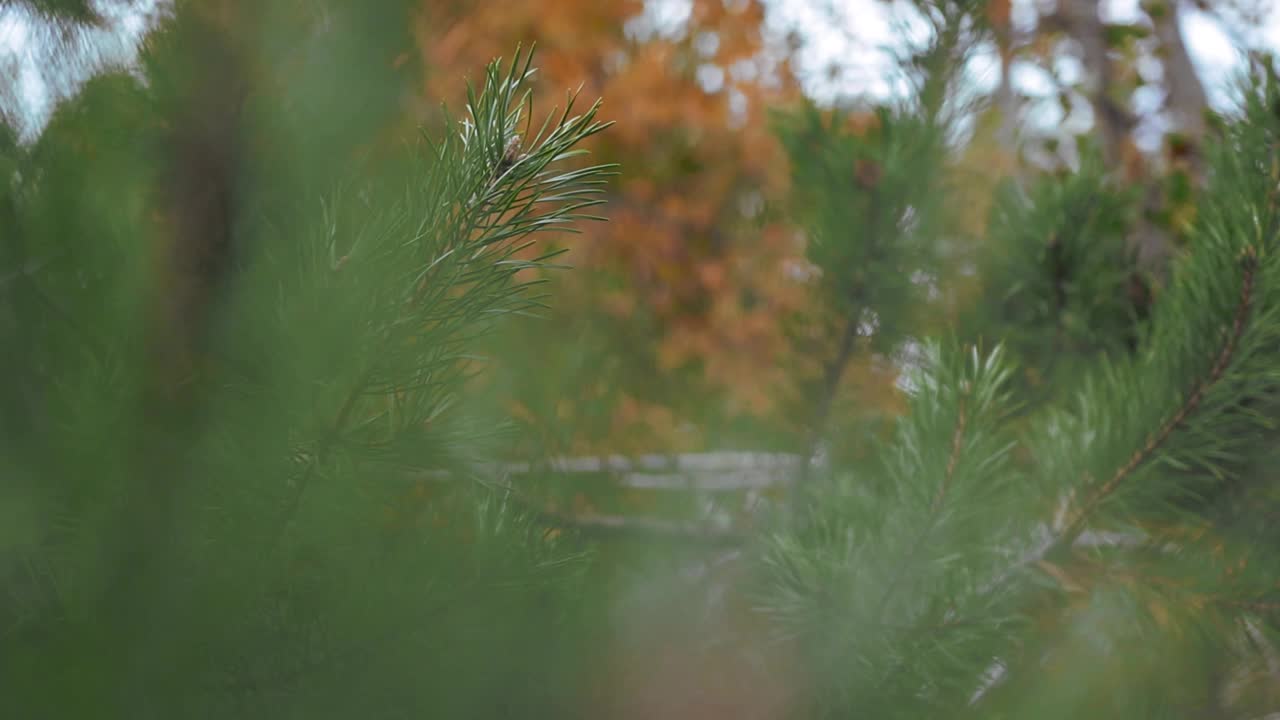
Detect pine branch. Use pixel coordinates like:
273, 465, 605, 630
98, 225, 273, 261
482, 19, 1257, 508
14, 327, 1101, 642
269, 377, 370, 558
759, 343, 1020, 715
793, 303, 862, 495
875, 379, 972, 624
965, 245, 1262, 641
815, 306, 864, 431
962, 74, 1280, 709
934, 389, 967, 512
1061, 245, 1259, 542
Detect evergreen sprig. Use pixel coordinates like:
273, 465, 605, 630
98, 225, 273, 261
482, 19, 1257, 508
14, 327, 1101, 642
760, 342, 1022, 717
1027, 68, 1280, 555
243, 46, 616, 476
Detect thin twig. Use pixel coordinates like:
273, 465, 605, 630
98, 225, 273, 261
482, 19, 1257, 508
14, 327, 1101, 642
934, 391, 968, 512
984, 246, 1258, 599
268, 379, 368, 558
794, 307, 862, 498
875, 388, 972, 624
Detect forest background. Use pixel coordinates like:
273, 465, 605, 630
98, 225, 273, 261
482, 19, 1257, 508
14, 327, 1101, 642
6, 2, 1280, 715
4, 0, 1277, 462
5, 0, 1280, 607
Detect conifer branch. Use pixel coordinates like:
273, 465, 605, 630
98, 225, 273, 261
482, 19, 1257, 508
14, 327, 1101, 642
972, 246, 1260, 609
818, 308, 865, 433
965, 246, 1263, 710
793, 297, 862, 499
877, 378, 975, 625
934, 391, 968, 512
1062, 244, 1258, 541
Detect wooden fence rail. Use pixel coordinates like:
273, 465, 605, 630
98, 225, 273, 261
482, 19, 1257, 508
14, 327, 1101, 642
421, 452, 806, 490
420, 452, 1146, 550
417, 452, 807, 542
506, 451, 804, 491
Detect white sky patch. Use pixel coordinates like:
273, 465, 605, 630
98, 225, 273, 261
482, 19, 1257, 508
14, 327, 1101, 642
0, 0, 166, 141
1182, 8, 1254, 109
766, 0, 915, 100
0, 10, 30, 53
627, 0, 696, 42
1, 4, 47, 129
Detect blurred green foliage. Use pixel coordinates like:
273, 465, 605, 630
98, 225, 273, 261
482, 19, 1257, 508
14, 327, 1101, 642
7, 3, 1280, 719
0, 4, 615, 715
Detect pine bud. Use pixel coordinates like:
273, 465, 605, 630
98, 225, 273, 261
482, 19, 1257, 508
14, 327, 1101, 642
498, 134, 523, 174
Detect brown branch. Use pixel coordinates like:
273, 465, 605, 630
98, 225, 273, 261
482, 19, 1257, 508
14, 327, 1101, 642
1078, 556, 1280, 616
934, 391, 969, 512
812, 308, 863, 439
1062, 245, 1258, 541
965, 248, 1260, 707
793, 305, 862, 498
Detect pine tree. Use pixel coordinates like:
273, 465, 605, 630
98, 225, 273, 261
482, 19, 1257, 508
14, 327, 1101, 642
0, 6, 614, 716
756, 6, 1280, 715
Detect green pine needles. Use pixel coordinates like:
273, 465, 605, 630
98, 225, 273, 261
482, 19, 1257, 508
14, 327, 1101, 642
760, 343, 1024, 715
756, 64, 1280, 719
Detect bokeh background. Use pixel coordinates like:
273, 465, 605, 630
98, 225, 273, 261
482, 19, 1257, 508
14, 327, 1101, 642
5, 1, 1280, 717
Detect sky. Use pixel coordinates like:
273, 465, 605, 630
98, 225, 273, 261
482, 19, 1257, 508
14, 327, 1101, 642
0, 0, 162, 140
1, 0, 1278, 142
